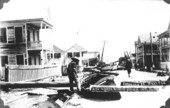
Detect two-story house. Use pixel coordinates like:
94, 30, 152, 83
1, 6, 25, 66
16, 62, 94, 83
135, 34, 160, 70
0, 18, 57, 78
157, 28, 170, 71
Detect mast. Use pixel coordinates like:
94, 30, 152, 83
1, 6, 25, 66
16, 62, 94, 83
101, 40, 106, 62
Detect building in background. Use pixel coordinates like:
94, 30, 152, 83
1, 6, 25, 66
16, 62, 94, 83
52, 45, 65, 65
135, 33, 160, 71
65, 44, 88, 66
82, 51, 100, 66
157, 25, 170, 71
61, 43, 100, 76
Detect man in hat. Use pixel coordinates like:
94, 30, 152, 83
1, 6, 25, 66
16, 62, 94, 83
67, 57, 79, 92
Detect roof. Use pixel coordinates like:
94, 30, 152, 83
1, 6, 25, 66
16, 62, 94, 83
53, 45, 65, 53
66, 44, 87, 52
158, 30, 170, 38
168, 21, 170, 30
0, 18, 53, 27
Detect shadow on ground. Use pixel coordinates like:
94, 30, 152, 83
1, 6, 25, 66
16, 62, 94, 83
78, 91, 121, 101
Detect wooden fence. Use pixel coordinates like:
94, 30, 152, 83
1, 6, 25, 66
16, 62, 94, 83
5, 65, 60, 82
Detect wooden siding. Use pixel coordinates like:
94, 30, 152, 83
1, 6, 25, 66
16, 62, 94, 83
0, 44, 26, 54
5, 65, 60, 82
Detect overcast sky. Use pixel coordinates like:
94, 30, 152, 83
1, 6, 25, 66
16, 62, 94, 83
0, 0, 170, 62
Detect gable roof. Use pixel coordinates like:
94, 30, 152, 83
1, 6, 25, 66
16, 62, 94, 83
66, 43, 87, 52
53, 45, 64, 53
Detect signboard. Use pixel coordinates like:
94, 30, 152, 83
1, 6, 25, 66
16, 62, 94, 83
90, 85, 158, 92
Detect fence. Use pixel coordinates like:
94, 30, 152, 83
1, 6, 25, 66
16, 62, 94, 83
5, 65, 60, 82
160, 62, 170, 72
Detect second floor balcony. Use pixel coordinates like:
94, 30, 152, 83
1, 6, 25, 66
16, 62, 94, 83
161, 42, 170, 49
144, 50, 160, 54
27, 41, 42, 50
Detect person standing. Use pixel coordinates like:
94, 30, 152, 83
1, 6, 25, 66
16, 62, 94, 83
125, 58, 132, 77
67, 57, 79, 93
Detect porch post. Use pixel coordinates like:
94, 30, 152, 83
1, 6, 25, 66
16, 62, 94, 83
143, 43, 145, 67
25, 23, 29, 65
40, 22, 44, 65
79, 52, 82, 66
160, 38, 162, 62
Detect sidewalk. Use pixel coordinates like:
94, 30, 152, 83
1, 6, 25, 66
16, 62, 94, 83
114, 69, 169, 86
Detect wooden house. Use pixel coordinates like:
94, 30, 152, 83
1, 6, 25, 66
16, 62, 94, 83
65, 44, 88, 66
0, 18, 58, 79
158, 27, 170, 71
52, 45, 65, 65
135, 34, 160, 70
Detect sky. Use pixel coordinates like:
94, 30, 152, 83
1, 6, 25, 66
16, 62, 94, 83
0, 0, 170, 62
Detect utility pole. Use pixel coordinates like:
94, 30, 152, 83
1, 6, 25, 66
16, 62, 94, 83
150, 32, 153, 70
143, 42, 145, 68
159, 37, 162, 62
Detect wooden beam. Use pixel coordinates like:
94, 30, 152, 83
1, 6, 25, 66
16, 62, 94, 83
0, 82, 76, 90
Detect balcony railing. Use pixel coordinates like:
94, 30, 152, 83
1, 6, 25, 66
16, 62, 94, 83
137, 50, 160, 56
144, 50, 159, 54
27, 41, 42, 50
161, 43, 170, 49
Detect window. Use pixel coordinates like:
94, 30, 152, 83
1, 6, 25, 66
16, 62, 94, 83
33, 30, 35, 41
68, 53, 72, 58
54, 53, 61, 58
15, 27, 23, 43
1, 56, 8, 66
16, 55, 24, 65
0, 28, 7, 43
74, 52, 80, 57
27, 30, 30, 42
37, 30, 39, 41
82, 52, 84, 57
47, 53, 50, 60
